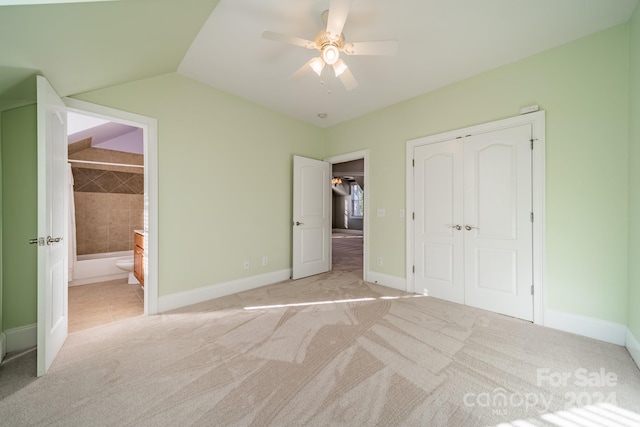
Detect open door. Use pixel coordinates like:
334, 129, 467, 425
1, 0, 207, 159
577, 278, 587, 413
292, 156, 331, 280
35, 76, 68, 376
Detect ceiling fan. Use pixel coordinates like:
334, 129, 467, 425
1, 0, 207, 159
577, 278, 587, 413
262, 0, 398, 91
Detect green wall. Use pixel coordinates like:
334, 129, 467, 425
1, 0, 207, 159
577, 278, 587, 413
325, 24, 631, 324
74, 73, 324, 296
0, 21, 637, 335
628, 7, 640, 340
1, 104, 38, 330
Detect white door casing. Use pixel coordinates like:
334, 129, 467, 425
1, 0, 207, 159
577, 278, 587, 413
36, 76, 68, 376
292, 155, 331, 280
64, 97, 158, 315
408, 113, 545, 323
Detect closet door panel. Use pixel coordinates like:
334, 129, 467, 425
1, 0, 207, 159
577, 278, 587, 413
414, 140, 464, 303
463, 124, 533, 321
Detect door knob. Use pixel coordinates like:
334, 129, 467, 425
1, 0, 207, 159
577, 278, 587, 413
294, 221, 304, 226
465, 225, 478, 231
448, 225, 462, 230
29, 237, 45, 246
47, 236, 63, 245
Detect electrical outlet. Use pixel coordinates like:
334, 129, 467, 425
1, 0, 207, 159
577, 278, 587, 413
377, 257, 383, 266
262, 256, 269, 266
243, 260, 250, 270
377, 208, 386, 217
399, 209, 405, 218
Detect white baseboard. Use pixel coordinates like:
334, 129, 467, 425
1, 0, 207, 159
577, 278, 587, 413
158, 269, 292, 313
544, 309, 626, 346
0, 332, 6, 363
365, 271, 407, 292
626, 328, 640, 370
5, 323, 37, 353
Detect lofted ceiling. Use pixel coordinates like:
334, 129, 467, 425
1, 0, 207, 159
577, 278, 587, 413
0, 0, 637, 126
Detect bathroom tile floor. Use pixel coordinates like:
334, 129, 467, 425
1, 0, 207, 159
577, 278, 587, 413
68, 278, 144, 333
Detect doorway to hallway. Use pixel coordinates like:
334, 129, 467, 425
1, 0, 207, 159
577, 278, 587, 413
326, 151, 368, 280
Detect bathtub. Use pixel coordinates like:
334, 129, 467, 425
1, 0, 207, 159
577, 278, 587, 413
70, 250, 133, 286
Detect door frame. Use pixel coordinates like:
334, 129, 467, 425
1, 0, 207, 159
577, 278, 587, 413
405, 112, 545, 325
324, 150, 369, 281
64, 98, 159, 315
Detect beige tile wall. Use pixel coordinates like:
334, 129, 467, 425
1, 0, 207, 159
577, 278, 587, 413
74, 192, 144, 255
70, 147, 144, 255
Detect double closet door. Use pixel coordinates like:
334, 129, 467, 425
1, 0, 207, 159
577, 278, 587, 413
413, 124, 533, 321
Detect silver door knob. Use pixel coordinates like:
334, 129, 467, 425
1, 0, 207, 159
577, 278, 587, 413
465, 225, 478, 231
47, 236, 63, 245
448, 225, 462, 230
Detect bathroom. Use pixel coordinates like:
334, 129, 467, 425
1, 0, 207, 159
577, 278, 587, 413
67, 112, 145, 332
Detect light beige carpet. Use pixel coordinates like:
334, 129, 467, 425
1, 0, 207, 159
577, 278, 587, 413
1, 268, 639, 426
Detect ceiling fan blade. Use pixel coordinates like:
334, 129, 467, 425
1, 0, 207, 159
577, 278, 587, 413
343, 40, 398, 56
290, 58, 318, 81
326, 0, 353, 41
262, 31, 317, 49
336, 64, 358, 91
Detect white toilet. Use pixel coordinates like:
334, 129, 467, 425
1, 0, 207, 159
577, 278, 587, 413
115, 256, 139, 285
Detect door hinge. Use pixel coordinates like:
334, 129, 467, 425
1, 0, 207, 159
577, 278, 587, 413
530, 212, 534, 222
531, 285, 534, 295
412, 212, 415, 220
412, 265, 415, 274
530, 139, 534, 150
412, 159, 415, 167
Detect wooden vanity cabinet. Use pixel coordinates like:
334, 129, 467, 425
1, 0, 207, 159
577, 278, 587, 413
134, 231, 144, 287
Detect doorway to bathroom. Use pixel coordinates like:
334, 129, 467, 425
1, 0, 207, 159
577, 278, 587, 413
63, 98, 158, 333
66, 111, 145, 332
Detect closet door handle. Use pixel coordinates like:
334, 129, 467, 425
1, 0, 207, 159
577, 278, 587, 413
465, 225, 478, 231
448, 225, 462, 230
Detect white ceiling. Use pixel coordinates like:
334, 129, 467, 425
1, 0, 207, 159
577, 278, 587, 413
0, 0, 637, 125
179, 0, 638, 127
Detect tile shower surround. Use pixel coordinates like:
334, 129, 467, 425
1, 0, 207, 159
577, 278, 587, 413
73, 191, 144, 255
70, 147, 144, 255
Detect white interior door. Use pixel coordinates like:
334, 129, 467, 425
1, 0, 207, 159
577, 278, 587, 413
463, 125, 533, 320
36, 76, 68, 376
292, 155, 331, 280
414, 140, 464, 303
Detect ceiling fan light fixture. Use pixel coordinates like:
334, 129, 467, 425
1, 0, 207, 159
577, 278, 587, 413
322, 45, 340, 65
333, 58, 348, 77
309, 57, 325, 76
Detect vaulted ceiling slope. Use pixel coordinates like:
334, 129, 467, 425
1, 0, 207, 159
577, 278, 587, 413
0, 0, 221, 106
0, 0, 637, 126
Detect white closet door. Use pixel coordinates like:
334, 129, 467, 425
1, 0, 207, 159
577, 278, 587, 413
414, 140, 464, 303
463, 124, 533, 321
